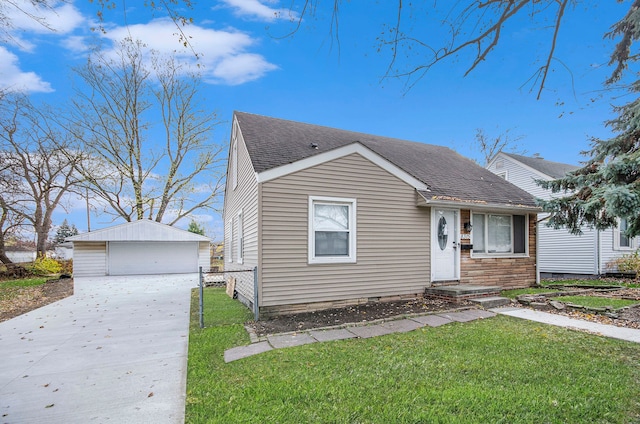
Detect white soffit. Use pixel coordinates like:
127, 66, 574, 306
256, 142, 429, 191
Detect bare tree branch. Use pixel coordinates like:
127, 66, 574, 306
66, 38, 225, 226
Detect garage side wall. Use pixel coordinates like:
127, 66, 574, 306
73, 242, 107, 277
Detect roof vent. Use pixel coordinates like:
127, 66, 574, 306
533, 153, 543, 159
310, 143, 319, 149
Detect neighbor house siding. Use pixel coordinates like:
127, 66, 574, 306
73, 242, 107, 277
198, 241, 210, 270
537, 224, 598, 275
488, 155, 601, 276
598, 228, 640, 272
223, 121, 258, 305
459, 210, 536, 288
260, 153, 431, 309
488, 155, 550, 200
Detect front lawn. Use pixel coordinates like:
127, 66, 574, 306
186, 288, 640, 423
501, 287, 560, 298
551, 295, 640, 310
543, 279, 631, 288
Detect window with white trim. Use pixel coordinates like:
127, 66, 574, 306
308, 196, 356, 264
615, 218, 635, 250
472, 213, 527, 256
237, 210, 244, 264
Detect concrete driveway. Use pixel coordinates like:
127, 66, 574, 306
0, 274, 197, 424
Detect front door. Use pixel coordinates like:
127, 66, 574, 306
433, 209, 459, 281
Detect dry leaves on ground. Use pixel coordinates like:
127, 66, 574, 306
0, 279, 73, 323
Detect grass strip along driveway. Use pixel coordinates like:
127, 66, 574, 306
186, 288, 640, 423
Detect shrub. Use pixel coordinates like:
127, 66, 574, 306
29, 256, 63, 275
58, 259, 73, 275
608, 250, 640, 275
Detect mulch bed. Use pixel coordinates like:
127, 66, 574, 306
0, 278, 74, 323
249, 287, 640, 337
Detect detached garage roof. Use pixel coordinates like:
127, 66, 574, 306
67, 220, 210, 242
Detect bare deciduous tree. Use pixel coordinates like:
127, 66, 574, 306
0, 94, 85, 258
475, 127, 526, 166
68, 38, 224, 225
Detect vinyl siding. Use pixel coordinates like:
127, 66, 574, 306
537, 224, 598, 274
488, 155, 550, 199
73, 242, 107, 277
198, 241, 210, 270
260, 153, 430, 307
489, 155, 600, 275
223, 120, 258, 304
599, 228, 640, 272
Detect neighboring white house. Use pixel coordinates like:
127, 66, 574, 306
67, 220, 211, 277
487, 152, 639, 277
5, 250, 37, 263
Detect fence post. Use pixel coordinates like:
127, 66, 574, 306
253, 266, 259, 321
199, 266, 204, 328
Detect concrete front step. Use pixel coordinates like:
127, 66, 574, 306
470, 296, 512, 309
424, 284, 502, 302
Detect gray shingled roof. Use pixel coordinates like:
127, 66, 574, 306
235, 111, 537, 208
502, 152, 579, 179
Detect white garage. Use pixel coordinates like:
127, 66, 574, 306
68, 220, 211, 277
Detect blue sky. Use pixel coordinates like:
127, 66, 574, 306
1, 1, 631, 240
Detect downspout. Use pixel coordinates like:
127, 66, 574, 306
595, 229, 601, 276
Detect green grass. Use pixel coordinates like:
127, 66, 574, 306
501, 287, 560, 298
543, 279, 625, 287
0, 277, 48, 288
0, 277, 48, 301
551, 295, 640, 310
186, 288, 640, 423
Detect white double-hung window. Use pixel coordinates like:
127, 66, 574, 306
615, 218, 636, 250
308, 196, 356, 264
472, 213, 527, 256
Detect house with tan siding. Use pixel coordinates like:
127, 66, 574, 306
224, 112, 540, 316
487, 152, 639, 277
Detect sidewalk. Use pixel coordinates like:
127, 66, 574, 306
224, 309, 496, 362
493, 307, 640, 343
224, 306, 640, 363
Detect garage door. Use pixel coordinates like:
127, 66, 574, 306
108, 242, 198, 275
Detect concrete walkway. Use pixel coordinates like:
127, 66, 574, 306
0, 274, 197, 424
225, 306, 640, 363
224, 309, 497, 362
494, 307, 640, 343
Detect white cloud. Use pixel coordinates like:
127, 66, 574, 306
211, 53, 277, 85
61, 35, 90, 54
101, 19, 278, 85
5, 0, 85, 36
220, 0, 298, 21
0, 46, 53, 92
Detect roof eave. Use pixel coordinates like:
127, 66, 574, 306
417, 191, 541, 213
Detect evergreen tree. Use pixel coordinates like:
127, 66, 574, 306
538, 5, 640, 238
54, 219, 78, 244
187, 220, 206, 236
